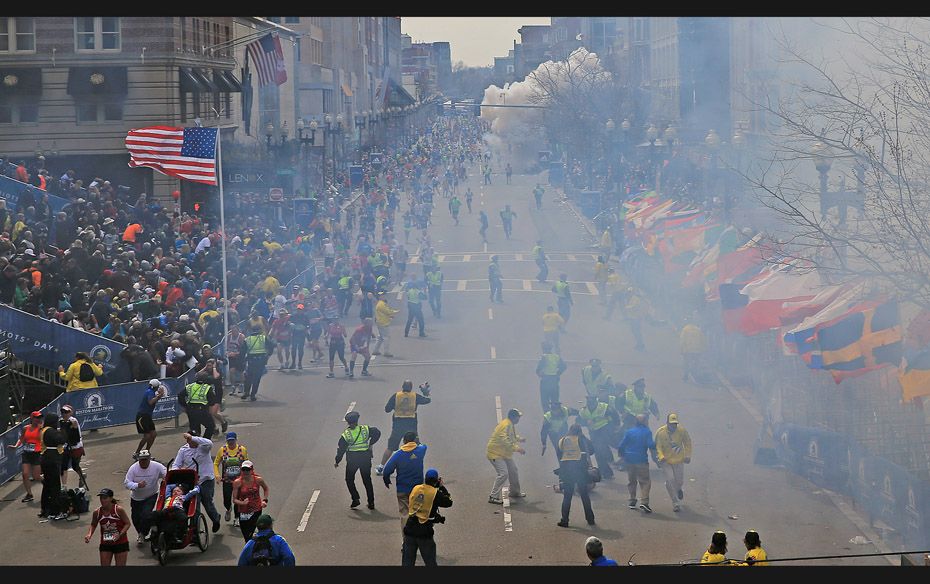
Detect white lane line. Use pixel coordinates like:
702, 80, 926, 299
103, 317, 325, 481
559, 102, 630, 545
495, 395, 502, 422
515, 253, 523, 261
463, 254, 471, 262
586, 282, 599, 295
297, 489, 321, 532
488, 308, 494, 320
490, 346, 497, 359
502, 486, 513, 532
522, 279, 532, 291
345, 401, 356, 418
457, 280, 467, 291
483, 242, 488, 252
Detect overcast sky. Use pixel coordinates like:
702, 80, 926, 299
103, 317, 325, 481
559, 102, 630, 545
401, 17, 552, 68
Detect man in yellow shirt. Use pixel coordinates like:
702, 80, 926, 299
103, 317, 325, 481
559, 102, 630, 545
604, 267, 625, 319
679, 320, 707, 383
486, 408, 526, 504
59, 352, 103, 392
258, 272, 281, 296
541, 305, 565, 353
654, 413, 692, 512
594, 255, 608, 302
373, 292, 399, 358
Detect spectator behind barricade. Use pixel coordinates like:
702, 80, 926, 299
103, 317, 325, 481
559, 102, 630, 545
59, 351, 103, 392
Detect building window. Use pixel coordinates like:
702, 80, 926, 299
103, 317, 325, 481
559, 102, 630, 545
0, 105, 10, 124
76, 102, 97, 122
76, 101, 124, 123
75, 17, 120, 52
0, 17, 35, 53
103, 103, 123, 121
19, 104, 38, 123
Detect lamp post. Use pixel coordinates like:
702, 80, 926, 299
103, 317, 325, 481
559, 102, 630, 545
368, 111, 380, 150
646, 123, 659, 191
704, 128, 721, 203
296, 117, 319, 198
355, 110, 368, 161
324, 114, 344, 190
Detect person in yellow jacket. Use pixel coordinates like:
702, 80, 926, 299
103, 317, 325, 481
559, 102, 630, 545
373, 292, 399, 357
593, 255, 608, 302
604, 267, 625, 319
624, 288, 647, 351
679, 319, 707, 383
701, 531, 731, 565
486, 408, 526, 504
654, 412, 692, 512
741, 530, 768, 565
541, 305, 565, 353
59, 352, 103, 392
599, 228, 613, 262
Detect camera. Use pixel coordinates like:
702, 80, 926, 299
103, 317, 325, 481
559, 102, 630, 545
419, 381, 430, 396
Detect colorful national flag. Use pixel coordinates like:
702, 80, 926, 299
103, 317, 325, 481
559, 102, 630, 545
779, 283, 848, 328
734, 262, 822, 336
816, 300, 903, 383
126, 126, 218, 185
246, 33, 287, 87
898, 348, 930, 402
782, 282, 867, 357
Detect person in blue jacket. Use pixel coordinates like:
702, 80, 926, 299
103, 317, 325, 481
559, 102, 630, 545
382, 431, 427, 527
237, 514, 295, 566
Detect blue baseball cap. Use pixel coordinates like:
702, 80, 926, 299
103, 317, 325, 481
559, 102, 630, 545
226, 432, 237, 440
425, 468, 439, 480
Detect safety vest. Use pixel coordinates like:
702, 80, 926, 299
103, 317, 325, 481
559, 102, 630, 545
539, 353, 561, 376
543, 406, 570, 436
40, 426, 64, 455
245, 335, 268, 355
338, 276, 351, 290
554, 281, 569, 298
342, 425, 371, 452
394, 391, 417, 419
369, 253, 384, 267
558, 434, 583, 461
582, 366, 611, 397
408, 483, 438, 524
186, 382, 211, 405
22, 424, 42, 453
579, 402, 609, 431
533, 245, 543, 260
624, 388, 653, 417
427, 271, 442, 287
407, 287, 422, 303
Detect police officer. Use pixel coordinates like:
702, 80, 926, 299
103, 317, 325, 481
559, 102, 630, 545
179, 374, 217, 439
535, 342, 566, 412
335, 411, 381, 509
426, 266, 443, 318
551, 273, 573, 327
556, 423, 596, 528
616, 377, 659, 433
488, 256, 503, 303
242, 325, 273, 402
337, 271, 353, 316
581, 358, 615, 399
378, 380, 432, 473
540, 400, 578, 461
578, 395, 618, 480
403, 277, 427, 338
533, 240, 548, 282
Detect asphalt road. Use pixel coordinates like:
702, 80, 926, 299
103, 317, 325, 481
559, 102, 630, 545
0, 170, 892, 566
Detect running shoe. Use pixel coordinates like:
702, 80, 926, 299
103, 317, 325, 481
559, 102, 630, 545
375, 464, 384, 476
488, 497, 503, 505
20, 494, 33, 503
678, 489, 684, 500
628, 500, 637, 509
326, 372, 335, 378
225, 509, 231, 522
639, 503, 653, 514
361, 370, 371, 376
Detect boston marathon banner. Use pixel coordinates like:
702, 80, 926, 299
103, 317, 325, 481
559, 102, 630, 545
0, 174, 70, 214
0, 373, 192, 486
0, 303, 130, 384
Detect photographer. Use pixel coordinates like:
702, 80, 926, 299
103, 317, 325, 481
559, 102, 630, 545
401, 468, 452, 566
377, 380, 432, 475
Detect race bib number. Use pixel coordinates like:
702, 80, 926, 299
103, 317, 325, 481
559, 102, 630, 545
24, 443, 36, 452
225, 466, 241, 479
103, 526, 118, 542
239, 511, 255, 521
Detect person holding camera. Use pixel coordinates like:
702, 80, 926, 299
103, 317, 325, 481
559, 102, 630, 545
401, 468, 452, 567
377, 380, 432, 475
556, 423, 596, 528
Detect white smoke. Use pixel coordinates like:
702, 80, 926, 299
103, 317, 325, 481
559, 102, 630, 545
481, 48, 610, 173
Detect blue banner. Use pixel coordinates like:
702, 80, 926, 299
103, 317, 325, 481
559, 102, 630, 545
773, 423, 851, 494
0, 303, 130, 385
0, 174, 70, 214
349, 165, 364, 188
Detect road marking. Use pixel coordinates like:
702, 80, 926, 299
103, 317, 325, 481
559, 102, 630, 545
586, 282, 599, 295
495, 395, 502, 422
568, 254, 577, 261
523, 279, 532, 291
483, 242, 488, 252
515, 253, 523, 261
457, 280, 467, 291
490, 346, 497, 359
463, 254, 471, 262
297, 489, 321, 532
345, 401, 356, 418
488, 308, 494, 320
438, 255, 445, 262
502, 486, 513, 532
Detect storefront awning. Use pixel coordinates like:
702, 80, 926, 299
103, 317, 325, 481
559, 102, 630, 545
341, 83, 353, 97
0, 68, 42, 96
191, 68, 217, 92
213, 69, 242, 93
179, 67, 203, 92
67, 66, 127, 96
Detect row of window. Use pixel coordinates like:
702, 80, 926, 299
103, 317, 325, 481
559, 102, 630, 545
1, 17, 120, 53
0, 92, 235, 125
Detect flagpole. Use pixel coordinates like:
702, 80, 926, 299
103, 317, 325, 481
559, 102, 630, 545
216, 130, 231, 352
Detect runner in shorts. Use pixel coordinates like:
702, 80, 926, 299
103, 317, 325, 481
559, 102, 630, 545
135, 379, 167, 459
7, 411, 44, 502
349, 317, 374, 378
84, 488, 131, 566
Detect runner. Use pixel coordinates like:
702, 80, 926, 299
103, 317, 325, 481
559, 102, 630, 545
84, 488, 132, 566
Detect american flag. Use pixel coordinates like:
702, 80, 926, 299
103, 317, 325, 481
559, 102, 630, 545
126, 126, 218, 185
246, 33, 287, 87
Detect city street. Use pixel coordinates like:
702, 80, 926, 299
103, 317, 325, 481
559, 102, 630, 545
0, 171, 891, 566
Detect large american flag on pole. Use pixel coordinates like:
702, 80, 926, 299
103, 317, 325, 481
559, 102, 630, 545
126, 126, 218, 185
246, 33, 287, 87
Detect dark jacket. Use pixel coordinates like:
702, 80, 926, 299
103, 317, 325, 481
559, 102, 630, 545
402, 483, 452, 538
335, 425, 381, 463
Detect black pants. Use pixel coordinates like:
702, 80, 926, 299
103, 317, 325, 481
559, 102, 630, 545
40, 455, 62, 516
539, 376, 560, 412
244, 357, 267, 398
187, 405, 216, 439
239, 512, 259, 542
345, 451, 374, 504
536, 260, 548, 282
402, 534, 437, 566
557, 297, 572, 323
561, 479, 595, 525
222, 481, 240, 519
590, 427, 614, 479
131, 493, 158, 535
329, 342, 347, 369
489, 278, 502, 302
428, 286, 442, 317
337, 289, 351, 315
290, 333, 306, 366
405, 303, 425, 336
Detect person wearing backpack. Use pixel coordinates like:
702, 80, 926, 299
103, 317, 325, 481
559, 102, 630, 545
59, 352, 103, 391
237, 514, 295, 566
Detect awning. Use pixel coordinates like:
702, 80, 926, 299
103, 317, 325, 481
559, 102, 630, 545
386, 78, 415, 107
341, 83, 353, 97
213, 69, 242, 93
67, 66, 127, 96
0, 68, 42, 96
179, 67, 203, 92
191, 68, 217, 92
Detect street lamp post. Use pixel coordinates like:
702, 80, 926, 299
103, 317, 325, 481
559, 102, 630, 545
324, 114, 344, 190
704, 128, 721, 204
355, 111, 368, 161
296, 117, 319, 199
646, 123, 659, 192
